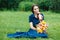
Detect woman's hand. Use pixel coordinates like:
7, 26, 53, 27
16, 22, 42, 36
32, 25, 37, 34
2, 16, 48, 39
36, 23, 42, 29
37, 12, 43, 21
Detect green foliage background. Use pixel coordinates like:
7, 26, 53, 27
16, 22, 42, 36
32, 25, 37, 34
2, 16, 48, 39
0, 0, 60, 12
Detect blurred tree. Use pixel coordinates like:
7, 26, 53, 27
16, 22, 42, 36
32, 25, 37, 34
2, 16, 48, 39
0, 0, 23, 10
7, 0, 23, 10
0, 0, 7, 10
37, 0, 50, 11
50, 0, 60, 12
18, 1, 33, 11
0, 0, 60, 12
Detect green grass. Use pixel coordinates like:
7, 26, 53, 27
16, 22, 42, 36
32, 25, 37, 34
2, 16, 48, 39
0, 11, 60, 40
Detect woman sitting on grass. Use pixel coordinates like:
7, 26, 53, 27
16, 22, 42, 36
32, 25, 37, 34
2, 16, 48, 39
7, 4, 48, 38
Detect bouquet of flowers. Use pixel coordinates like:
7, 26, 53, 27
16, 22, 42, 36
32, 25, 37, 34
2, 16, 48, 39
36, 20, 48, 33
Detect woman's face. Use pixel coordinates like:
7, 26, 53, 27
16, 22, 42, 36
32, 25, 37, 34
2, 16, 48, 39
33, 6, 39, 14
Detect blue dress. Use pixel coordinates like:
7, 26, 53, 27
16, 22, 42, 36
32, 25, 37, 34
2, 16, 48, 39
7, 13, 48, 38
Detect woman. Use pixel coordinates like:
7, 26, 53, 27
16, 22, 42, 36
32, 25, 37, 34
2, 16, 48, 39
7, 4, 48, 38
28, 4, 48, 38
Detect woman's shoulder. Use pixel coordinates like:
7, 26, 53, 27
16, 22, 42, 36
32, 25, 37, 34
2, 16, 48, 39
29, 13, 34, 18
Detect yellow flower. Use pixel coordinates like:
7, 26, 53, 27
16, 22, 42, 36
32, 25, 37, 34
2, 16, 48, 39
36, 20, 47, 33
37, 27, 43, 33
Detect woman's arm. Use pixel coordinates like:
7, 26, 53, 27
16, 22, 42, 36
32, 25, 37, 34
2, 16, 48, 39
29, 22, 36, 30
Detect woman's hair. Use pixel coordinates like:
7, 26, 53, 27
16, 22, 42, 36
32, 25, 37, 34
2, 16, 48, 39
31, 4, 39, 13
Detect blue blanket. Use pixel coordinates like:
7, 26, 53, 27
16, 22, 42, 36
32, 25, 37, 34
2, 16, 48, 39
7, 29, 48, 38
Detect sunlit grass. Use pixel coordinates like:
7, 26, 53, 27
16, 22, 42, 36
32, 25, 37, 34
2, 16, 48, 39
0, 11, 60, 40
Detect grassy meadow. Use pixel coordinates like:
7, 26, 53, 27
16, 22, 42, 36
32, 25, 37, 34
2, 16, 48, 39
0, 11, 60, 40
